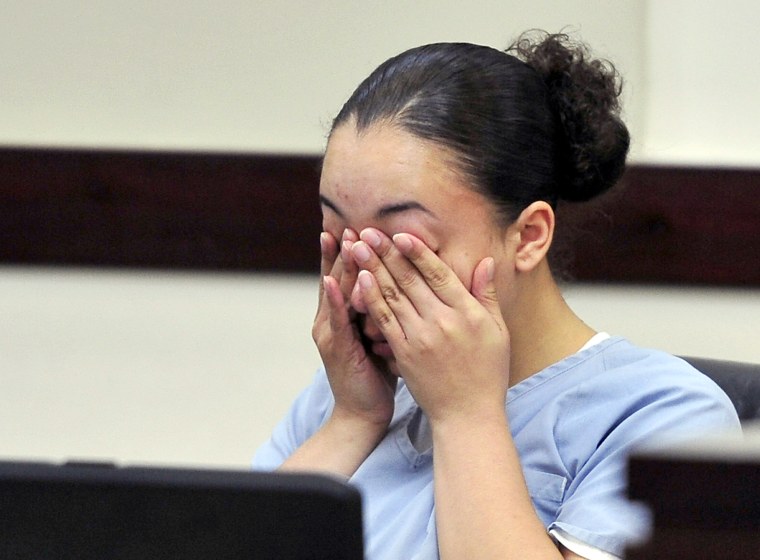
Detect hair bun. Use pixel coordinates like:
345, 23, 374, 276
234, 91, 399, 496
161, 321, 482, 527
508, 31, 630, 202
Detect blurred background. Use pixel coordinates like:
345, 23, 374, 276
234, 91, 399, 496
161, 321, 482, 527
1, 0, 758, 468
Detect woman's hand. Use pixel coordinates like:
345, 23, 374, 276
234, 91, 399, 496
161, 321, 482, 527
351, 228, 510, 426
281, 230, 397, 477
313, 229, 397, 433
352, 230, 570, 559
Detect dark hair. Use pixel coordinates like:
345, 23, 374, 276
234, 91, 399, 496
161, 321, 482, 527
330, 31, 630, 224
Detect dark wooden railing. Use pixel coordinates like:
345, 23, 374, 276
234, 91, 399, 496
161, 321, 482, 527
1, 147, 758, 285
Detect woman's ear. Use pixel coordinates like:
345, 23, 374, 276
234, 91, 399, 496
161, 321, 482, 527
512, 201, 555, 273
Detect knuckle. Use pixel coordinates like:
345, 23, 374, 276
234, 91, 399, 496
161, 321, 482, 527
311, 322, 327, 345
415, 331, 436, 353
374, 308, 395, 329
436, 314, 457, 336
426, 267, 450, 290
380, 284, 403, 304
395, 266, 419, 290
373, 238, 394, 259
461, 306, 482, 327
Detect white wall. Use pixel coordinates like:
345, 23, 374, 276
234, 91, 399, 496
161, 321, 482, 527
1, 1, 759, 468
640, 0, 760, 165
2, 267, 758, 469
3, 1, 759, 160
0, 268, 321, 468
0, 1, 645, 155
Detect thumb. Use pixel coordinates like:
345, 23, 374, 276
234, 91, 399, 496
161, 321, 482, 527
471, 257, 502, 321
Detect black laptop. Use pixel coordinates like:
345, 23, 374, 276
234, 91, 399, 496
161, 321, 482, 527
0, 460, 363, 560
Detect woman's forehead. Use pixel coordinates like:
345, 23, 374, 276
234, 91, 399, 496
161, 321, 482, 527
320, 124, 479, 213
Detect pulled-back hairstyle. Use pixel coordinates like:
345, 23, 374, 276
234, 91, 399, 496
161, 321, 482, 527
330, 31, 630, 224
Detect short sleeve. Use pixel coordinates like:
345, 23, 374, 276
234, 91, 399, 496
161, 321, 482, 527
547, 356, 741, 556
251, 367, 334, 470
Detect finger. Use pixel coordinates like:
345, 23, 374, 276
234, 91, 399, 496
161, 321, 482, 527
317, 232, 339, 319
359, 227, 438, 316
319, 231, 339, 284
351, 237, 420, 324
339, 229, 360, 300
356, 270, 408, 346
339, 228, 359, 266
318, 229, 358, 322
393, 232, 472, 308
350, 275, 368, 314
471, 257, 504, 326
323, 275, 352, 332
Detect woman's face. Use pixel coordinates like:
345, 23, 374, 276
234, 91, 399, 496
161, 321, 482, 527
319, 123, 516, 373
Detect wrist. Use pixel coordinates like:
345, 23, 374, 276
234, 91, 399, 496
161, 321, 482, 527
429, 405, 509, 442
279, 408, 389, 478
328, 406, 391, 446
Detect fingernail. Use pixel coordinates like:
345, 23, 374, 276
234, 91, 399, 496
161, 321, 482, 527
320, 232, 329, 251
361, 228, 381, 248
353, 242, 371, 263
358, 270, 373, 289
393, 233, 413, 253
486, 257, 495, 282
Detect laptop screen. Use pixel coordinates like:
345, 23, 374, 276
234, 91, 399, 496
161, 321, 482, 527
0, 460, 363, 560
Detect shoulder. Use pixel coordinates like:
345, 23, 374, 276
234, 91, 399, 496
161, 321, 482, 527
564, 337, 741, 444
531, 339, 740, 555
585, 338, 735, 408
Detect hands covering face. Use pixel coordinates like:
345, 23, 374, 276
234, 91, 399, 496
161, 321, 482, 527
314, 228, 511, 429
313, 229, 397, 430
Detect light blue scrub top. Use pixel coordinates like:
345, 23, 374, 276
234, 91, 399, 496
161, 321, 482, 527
253, 337, 741, 559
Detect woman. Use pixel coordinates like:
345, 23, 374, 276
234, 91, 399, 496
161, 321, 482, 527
254, 32, 740, 559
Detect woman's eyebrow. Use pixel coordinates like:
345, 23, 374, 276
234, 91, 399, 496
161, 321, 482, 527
319, 195, 344, 218
319, 194, 437, 220
376, 201, 436, 219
